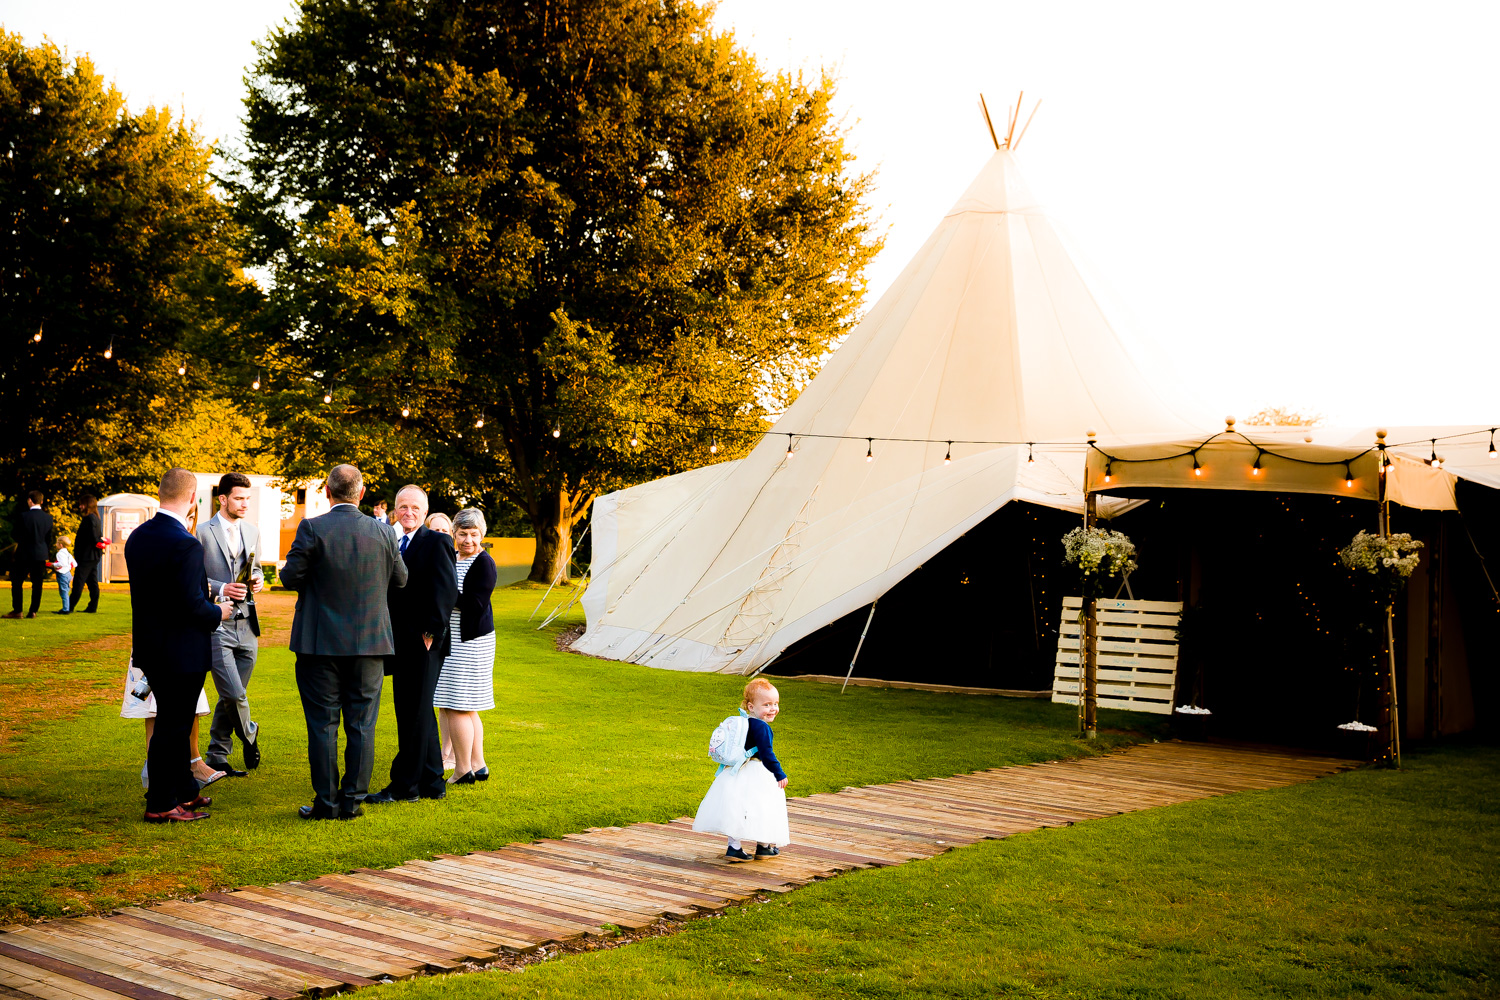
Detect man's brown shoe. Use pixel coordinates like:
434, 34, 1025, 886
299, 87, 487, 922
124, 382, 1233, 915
144, 805, 209, 824
3, 611, 22, 619
181, 796, 213, 810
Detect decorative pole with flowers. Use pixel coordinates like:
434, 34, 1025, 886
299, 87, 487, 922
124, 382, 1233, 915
1061, 517, 1139, 740
1339, 528, 1422, 766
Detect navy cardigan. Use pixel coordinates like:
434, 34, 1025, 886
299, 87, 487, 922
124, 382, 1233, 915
745, 717, 786, 781
456, 550, 498, 642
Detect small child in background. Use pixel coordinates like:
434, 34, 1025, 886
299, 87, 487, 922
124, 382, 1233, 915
50, 535, 78, 615
692, 678, 791, 861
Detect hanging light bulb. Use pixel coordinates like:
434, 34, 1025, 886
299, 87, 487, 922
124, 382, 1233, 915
103, 337, 113, 360
177, 363, 187, 376
1344, 463, 1354, 489
552, 423, 561, 438
32, 324, 42, 343
1489, 429, 1497, 459
1103, 461, 1112, 484
1192, 454, 1202, 476
475, 415, 485, 429
785, 434, 794, 459
943, 441, 952, 466
865, 439, 874, 463
1252, 452, 1262, 476
401, 403, 411, 418
324, 387, 333, 404
1027, 443, 1035, 465
629, 425, 639, 448
1428, 439, 1439, 466
710, 439, 719, 455
251, 369, 261, 390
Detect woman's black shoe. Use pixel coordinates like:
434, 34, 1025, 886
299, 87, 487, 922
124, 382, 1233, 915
452, 771, 477, 785
473, 766, 490, 781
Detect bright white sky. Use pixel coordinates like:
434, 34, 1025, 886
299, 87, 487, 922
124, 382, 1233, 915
6, 0, 1498, 426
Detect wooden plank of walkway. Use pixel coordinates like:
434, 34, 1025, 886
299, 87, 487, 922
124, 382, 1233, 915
0, 741, 1353, 1000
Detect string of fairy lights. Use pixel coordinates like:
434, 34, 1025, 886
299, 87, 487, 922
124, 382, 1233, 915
1089, 425, 1499, 489
25, 323, 1500, 468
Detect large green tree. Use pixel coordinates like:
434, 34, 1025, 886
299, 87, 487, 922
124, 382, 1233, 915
231, 0, 880, 581
0, 32, 252, 512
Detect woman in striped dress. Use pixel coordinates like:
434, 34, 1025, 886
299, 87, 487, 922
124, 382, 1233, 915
433, 508, 498, 785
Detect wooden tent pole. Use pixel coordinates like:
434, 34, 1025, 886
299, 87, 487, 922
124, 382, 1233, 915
841, 600, 879, 693
978, 95, 1000, 150
1376, 432, 1400, 767
1083, 492, 1099, 739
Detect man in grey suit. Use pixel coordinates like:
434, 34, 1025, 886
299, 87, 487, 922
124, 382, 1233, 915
281, 464, 407, 820
197, 472, 263, 776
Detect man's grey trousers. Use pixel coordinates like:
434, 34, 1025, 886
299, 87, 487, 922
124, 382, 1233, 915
207, 620, 258, 767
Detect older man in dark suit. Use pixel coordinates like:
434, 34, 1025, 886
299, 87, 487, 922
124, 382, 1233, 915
367, 485, 457, 805
281, 464, 407, 820
125, 469, 233, 822
5, 491, 54, 620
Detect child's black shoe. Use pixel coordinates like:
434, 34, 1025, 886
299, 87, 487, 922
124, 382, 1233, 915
725, 846, 754, 862
754, 844, 780, 858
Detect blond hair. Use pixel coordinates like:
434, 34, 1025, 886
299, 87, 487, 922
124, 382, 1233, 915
59, 535, 73, 547
741, 677, 778, 709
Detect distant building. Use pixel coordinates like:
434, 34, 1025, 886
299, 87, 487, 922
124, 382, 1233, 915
98, 474, 329, 581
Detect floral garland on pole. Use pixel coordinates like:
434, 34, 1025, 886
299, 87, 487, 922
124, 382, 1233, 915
1338, 530, 1423, 766
1062, 527, 1138, 597
1061, 527, 1138, 735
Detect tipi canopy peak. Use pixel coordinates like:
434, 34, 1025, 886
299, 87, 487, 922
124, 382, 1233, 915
979, 91, 1041, 151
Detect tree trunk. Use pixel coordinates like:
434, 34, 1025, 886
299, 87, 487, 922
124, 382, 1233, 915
528, 487, 576, 584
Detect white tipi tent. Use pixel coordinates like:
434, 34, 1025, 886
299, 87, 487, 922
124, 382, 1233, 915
572, 148, 1208, 674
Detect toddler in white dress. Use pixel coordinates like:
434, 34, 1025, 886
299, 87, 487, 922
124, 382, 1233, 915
692, 678, 790, 861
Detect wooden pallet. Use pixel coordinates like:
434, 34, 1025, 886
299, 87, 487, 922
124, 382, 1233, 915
0, 742, 1352, 1000
1053, 596, 1183, 714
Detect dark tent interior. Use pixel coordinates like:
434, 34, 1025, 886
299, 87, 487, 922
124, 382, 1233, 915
765, 487, 1498, 752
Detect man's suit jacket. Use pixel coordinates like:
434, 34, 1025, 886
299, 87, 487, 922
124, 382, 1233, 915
124, 512, 222, 675
197, 516, 265, 637
389, 526, 458, 659
282, 504, 408, 657
74, 512, 103, 567
17, 507, 53, 562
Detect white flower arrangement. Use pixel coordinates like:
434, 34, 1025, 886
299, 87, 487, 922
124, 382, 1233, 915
1061, 526, 1138, 579
1337, 720, 1377, 733
1174, 705, 1212, 716
1338, 530, 1423, 578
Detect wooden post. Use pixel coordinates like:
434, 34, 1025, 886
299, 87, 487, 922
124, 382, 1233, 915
1083, 493, 1099, 740
1375, 433, 1400, 767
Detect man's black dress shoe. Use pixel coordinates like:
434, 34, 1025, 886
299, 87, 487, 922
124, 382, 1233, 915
242, 736, 261, 770
419, 788, 447, 800
207, 762, 249, 778
52, 609, 71, 615
365, 789, 418, 805
298, 805, 338, 821
337, 805, 365, 820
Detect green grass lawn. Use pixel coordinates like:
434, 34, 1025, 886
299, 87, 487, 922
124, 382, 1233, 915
369, 744, 1500, 1000
0, 583, 1153, 922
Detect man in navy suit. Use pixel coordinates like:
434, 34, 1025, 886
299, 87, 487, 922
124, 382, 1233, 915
126, 468, 232, 823
367, 485, 457, 805
4, 491, 53, 619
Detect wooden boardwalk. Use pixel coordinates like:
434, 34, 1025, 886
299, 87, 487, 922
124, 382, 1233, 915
0, 742, 1352, 1000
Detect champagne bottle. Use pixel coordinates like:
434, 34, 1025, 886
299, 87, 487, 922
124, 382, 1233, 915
234, 546, 255, 620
